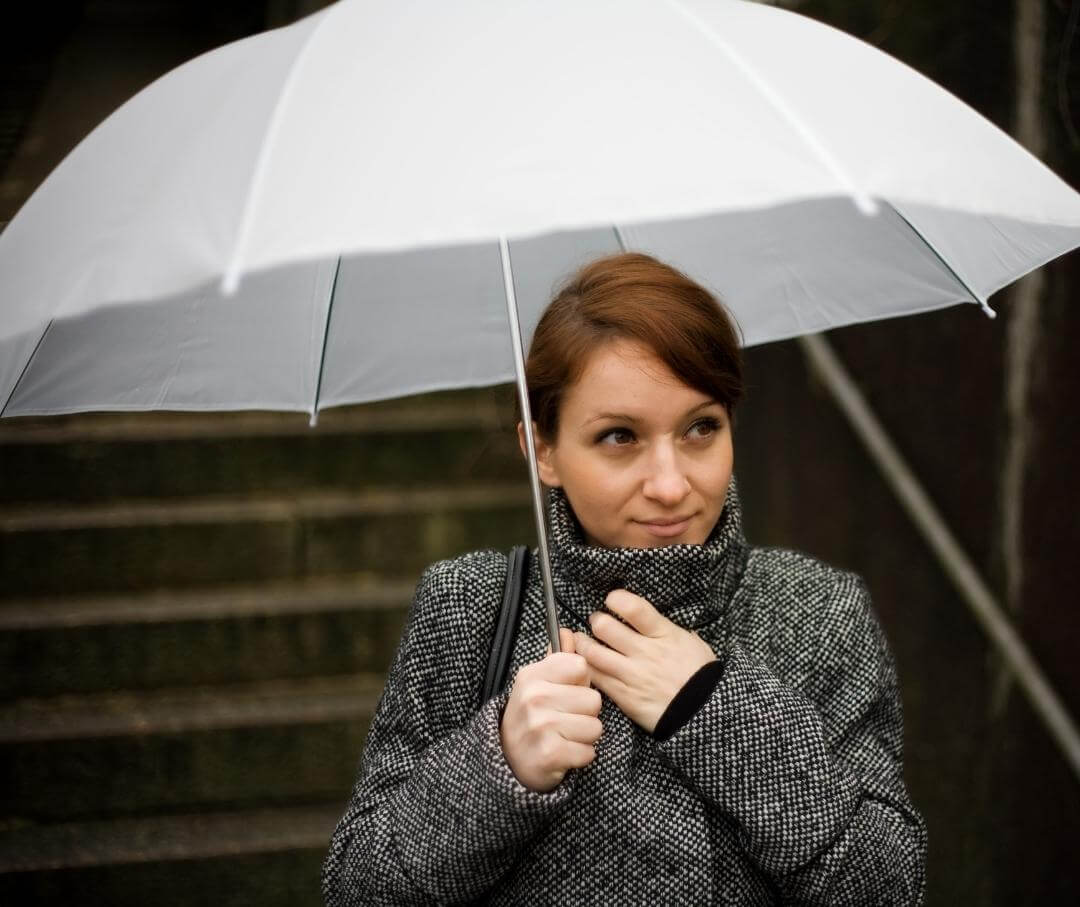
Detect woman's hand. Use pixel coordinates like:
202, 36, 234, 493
500, 628, 604, 793
573, 590, 717, 734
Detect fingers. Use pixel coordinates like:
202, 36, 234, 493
532, 650, 590, 686
559, 626, 575, 654
587, 609, 640, 655
516, 662, 601, 716
573, 631, 628, 678
604, 589, 664, 637
502, 684, 600, 791
552, 683, 602, 717
520, 675, 600, 717
557, 712, 604, 745
561, 740, 598, 771
545, 627, 577, 657
504, 626, 607, 792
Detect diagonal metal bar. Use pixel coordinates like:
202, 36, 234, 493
799, 331, 1080, 781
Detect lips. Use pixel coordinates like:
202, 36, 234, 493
636, 515, 694, 538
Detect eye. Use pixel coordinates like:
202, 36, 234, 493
596, 427, 636, 446
685, 417, 721, 440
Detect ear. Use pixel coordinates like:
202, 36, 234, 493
516, 421, 562, 487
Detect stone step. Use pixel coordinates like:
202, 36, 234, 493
1, 674, 382, 823
0, 805, 336, 906
0, 484, 534, 599
0, 575, 415, 699
0, 389, 523, 505
0, 387, 510, 444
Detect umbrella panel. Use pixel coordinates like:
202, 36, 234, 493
2, 198, 1010, 419
3, 260, 335, 417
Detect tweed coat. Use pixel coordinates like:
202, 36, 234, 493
322, 478, 927, 905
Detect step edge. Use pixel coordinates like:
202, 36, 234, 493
0, 397, 512, 445
0, 804, 341, 872
0, 575, 418, 629
0, 674, 386, 743
0, 483, 531, 532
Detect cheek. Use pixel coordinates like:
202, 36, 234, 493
559, 454, 635, 517
707, 444, 735, 499
566, 470, 636, 546
689, 442, 733, 496
565, 456, 620, 501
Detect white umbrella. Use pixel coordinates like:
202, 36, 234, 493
2, 0, 1079, 647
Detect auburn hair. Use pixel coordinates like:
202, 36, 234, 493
523, 252, 744, 441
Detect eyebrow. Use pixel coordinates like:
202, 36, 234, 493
584, 400, 721, 425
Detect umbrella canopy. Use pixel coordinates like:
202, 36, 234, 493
3, 0, 1080, 417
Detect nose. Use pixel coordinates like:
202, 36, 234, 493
641, 441, 691, 507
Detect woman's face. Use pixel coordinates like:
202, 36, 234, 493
524, 338, 733, 549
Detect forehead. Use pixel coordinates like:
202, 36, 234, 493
562, 339, 713, 417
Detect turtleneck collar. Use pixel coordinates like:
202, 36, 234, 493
547, 476, 748, 631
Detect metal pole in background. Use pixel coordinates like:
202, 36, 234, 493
799, 332, 1080, 781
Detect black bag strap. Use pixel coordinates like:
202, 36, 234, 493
481, 545, 530, 703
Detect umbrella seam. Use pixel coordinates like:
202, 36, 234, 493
221, 6, 340, 294
660, 0, 876, 216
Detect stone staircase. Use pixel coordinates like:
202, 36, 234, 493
0, 387, 533, 905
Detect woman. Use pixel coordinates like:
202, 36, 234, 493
322, 253, 927, 905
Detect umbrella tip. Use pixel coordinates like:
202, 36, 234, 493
309, 410, 319, 428
979, 300, 997, 319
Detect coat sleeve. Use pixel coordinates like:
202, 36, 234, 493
654, 569, 927, 905
322, 556, 575, 906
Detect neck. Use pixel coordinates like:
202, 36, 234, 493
546, 477, 748, 630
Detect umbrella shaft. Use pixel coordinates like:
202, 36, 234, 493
499, 236, 561, 653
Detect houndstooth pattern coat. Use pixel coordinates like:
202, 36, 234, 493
323, 477, 927, 905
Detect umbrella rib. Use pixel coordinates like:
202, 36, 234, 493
0, 318, 53, 419
221, 7, 338, 295
882, 200, 997, 318
309, 256, 343, 427
660, 0, 876, 216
